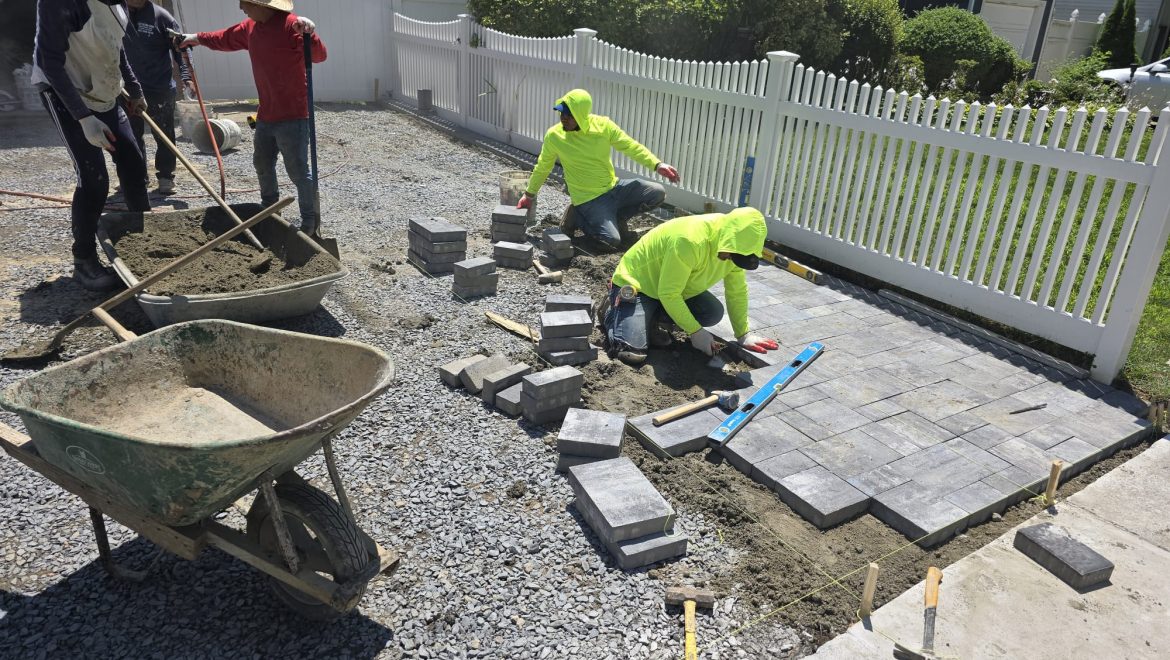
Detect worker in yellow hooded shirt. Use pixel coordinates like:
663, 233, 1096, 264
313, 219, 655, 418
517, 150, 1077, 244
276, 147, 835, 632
518, 88, 679, 251
600, 207, 781, 365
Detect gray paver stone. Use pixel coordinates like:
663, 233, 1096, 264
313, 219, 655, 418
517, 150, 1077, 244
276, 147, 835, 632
966, 396, 1058, 436
492, 204, 529, 225
408, 234, 466, 254
781, 399, 870, 441
409, 217, 466, 242
775, 466, 869, 529
628, 407, 723, 458
847, 464, 910, 497
459, 355, 511, 394
1020, 424, 1075, 450
1013, 523, 1114, 590
891, 380, 994, 422
557, 409, 626, 458
1048, 437, 1102, 476
980, 465, 1046, 503
556, 453, 602, 473
451, 284, 498, 299
407, 251, 458, 273
539, 310, 593, 338
522, 390, 583, 414
541, 347, 599, 366
606, 531, 688, 569
752, 450, 818, 492
544, 294, 594, 316
944, 480, 1008, 524
523, 402, 582, 425
720, 417, 813, 476
409, 248, 466, 264
453, 256, 497, 278
568, 457, 675, 544
481, 363, 534, 405
960, 424, 1013, 450
522, 366, 585, 398
870, 482, 971, 546
495, 256, 533, 270
799, 428, 902, 478
495, 383, 523, 417
537, 336, 592, 353
439, 354, 486, 388
936, 411, 988, 436
493, 241, 534, 259
452, 271, 500, 288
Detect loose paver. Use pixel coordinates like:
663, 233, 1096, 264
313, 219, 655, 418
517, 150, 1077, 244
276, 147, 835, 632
453, 256, 496, 278
408, 234, 466, 254
568, 457, 675, 543
491, 204, 528, 225
523, 402, 581, 425
545, 294, 594, 316
409, 216, 466, 242
606, 531, 688, 570
1014, 523, 1114, 590
495, 383, 523, 417
481, 363, 533, 405
537, 336, 591, 353
522, 366, 584, 398
628, 407, 723, 458
695, 268, 1157, 544
556, 453, 601, 473
459, 355, 511, 394
539, 310, 592, 338
521, 389, 583, 414
493, 241, 534, 260
557, 409, 625, 458
439, 354, 486, 388
541, 347, 598, 366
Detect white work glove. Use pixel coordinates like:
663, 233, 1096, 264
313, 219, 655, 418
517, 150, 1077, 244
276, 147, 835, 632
177, 33, 200, 48
656, 162, 680, 183
689, 329, 722, 356
79, 115, 115, 151
737, 333, 780, 354
293, 16, 316, 35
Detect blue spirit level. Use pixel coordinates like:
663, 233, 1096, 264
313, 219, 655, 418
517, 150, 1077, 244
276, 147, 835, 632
707, 342, 824, 447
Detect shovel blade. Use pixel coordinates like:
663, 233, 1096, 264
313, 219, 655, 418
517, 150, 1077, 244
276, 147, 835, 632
311, 233, 340, 260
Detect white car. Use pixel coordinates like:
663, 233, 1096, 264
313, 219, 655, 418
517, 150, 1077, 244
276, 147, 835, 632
1098, 58, 1170, 114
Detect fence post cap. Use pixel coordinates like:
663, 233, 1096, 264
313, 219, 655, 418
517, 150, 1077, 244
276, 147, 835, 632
573, 28, 598, 39
765, 51, 800, 63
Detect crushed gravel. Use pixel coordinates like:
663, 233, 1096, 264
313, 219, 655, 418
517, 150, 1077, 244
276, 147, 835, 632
0, 104, 805, 658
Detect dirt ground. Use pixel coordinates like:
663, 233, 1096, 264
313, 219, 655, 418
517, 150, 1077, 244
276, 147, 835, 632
112, 209, 337, 296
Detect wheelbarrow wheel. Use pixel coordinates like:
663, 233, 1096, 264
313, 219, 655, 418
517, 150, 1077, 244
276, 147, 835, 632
246, 482, 368, 621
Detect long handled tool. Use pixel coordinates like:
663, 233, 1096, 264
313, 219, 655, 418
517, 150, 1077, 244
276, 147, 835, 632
140, 111, 265, 251
893, 566, 943, 660
1, 198, 293, 363
665, 586, 716, 660
304, 38, 339, 259
652, 390, 740, 426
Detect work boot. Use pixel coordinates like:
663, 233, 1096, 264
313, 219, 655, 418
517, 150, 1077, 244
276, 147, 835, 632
615, 347, 647, 366
72, 256, 119, 291
560, 205, 578, 237
649, 322, 673, 348
155, 176, 176, 195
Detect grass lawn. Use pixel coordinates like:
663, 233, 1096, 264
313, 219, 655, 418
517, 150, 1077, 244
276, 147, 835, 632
1121, 243, 1170, 401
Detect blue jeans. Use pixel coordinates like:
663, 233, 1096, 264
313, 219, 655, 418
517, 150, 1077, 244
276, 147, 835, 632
254, 119, 317, 233
604, 290, 724, 352
575, 178, 665, 249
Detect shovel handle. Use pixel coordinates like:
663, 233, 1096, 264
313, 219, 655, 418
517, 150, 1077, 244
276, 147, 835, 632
653, 395, 718, 426
924, 566, 941, 608
139, 110, 265, 251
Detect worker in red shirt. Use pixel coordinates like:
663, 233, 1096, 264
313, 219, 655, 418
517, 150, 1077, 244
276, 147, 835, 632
179, 0, 326, 234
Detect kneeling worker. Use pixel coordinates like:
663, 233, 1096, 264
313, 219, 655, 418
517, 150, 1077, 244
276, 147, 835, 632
601, 207, 781, 365
518, 88, 679, 251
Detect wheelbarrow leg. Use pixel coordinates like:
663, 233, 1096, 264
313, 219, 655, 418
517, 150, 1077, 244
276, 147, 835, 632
258, 473, 301, 575
88, 507, 158, 582
321, 437, 355, 524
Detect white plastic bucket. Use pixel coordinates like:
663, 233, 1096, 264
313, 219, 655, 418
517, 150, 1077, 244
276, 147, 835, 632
178, 100, 216, 142
499, 170, 534, 224
191, 118, 242, 154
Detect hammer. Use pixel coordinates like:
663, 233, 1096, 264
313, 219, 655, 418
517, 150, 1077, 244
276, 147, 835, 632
652, 390, 740, 426
532, 260, 563, 284
665, 586, 715, 660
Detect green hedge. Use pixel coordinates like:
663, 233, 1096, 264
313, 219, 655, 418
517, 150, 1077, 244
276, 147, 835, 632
900, 8, 1029, 99
833, 0, 902, 84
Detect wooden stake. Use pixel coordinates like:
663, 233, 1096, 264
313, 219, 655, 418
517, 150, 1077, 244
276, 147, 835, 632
859, 562, 880, 619
484, 311, 538, 342
1044, 459, 1063, 506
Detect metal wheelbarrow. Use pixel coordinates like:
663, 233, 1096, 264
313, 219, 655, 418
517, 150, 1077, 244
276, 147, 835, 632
0, 316, 398, 621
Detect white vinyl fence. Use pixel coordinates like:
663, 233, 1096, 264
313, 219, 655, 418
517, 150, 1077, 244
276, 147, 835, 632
173, 7, 1170, 383
1035, 10, 1153, 81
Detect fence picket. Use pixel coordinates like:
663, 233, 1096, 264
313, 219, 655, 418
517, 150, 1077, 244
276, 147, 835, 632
895, 95, 936, 260
1022, 108, 1085, 298
1006, 106, 1060, 294
975, 106, 1031, 287
851, 87, 888, 247
865, 89, 900, 249
878, 93, 917, 254
840, 84, 874, 243
990, 106, 1047, 290
918, 99, 959, 266
827, 81, 861, 238
809, 74, 842, 233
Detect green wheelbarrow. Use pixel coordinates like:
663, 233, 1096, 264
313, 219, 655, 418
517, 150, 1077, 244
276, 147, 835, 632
0, 318, 398, 621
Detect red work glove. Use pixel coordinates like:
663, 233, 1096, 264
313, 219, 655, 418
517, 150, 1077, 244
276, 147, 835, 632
737, 333, 779, 353
656, 162, 680, 183
517, 193, 533, 209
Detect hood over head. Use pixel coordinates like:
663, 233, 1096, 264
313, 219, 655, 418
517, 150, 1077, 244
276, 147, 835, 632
714, 207, 767, 258
554, 89, 593, 125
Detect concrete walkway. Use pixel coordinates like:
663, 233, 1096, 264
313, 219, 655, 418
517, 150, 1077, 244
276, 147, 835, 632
810, 436, 1170, 659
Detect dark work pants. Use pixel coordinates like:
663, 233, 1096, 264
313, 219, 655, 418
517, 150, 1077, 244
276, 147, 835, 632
41, 88, 150, 259
128, 88, 178, 182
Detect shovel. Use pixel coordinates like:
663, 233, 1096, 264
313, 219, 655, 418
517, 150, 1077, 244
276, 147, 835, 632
304, 37, 339, 259
1, 198, 293, 364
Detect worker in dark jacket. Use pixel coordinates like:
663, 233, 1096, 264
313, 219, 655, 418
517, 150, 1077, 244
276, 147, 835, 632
179, 0, 327, 234
32, 0, 151, 291
123, 0, 193, 195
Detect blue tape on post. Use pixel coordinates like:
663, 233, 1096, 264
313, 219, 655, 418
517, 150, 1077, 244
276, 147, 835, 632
707, 342, 824, 447
739, 156, 755, 207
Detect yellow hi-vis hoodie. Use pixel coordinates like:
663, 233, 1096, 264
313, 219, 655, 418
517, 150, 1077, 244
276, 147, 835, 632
612, 207, 767, 338
525, 88, 662, 206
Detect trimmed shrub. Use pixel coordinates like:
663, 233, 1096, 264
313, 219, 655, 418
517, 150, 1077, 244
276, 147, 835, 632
1096, 0, 1138, 68
996, 50, 1127, 109
832, 0, 902, 83
750, 0, 846, 71
900, 7, 1029, 100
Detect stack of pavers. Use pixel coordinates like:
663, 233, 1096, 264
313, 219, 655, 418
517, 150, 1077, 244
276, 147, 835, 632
567, 456, 688, 569
538, 295, 598, 366
555, 408, 625, 473
541, 227, 574, 267
437, 353, 532, 417
520, 366, 583, 425
408, 217, 466, 274
452, 256, 498, 299
491, 204, 528, 244
493, 241, 534, 270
